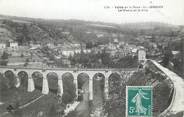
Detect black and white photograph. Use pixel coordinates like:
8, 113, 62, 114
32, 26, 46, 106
0, 0, 184, 117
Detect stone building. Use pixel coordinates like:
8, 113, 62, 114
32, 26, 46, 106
138, 47, 146, 62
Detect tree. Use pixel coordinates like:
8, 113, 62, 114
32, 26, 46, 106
161, 46, 173, 68
104, 73, 126, 117
79, 53, 90, 67
24, 58, 29, 67
116, 55, 138, 68
21, 24, 30, 45
0, 51, 9, 66
20, 53, 24, 58
1, 51, 9, 59
86, 41, 93, 49
100, 50, 112, 67
0, 60, 8, 66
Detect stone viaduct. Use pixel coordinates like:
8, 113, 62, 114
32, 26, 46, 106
0, 66, 135, 100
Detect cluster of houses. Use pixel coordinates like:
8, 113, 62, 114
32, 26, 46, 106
43, 38, 143, 59
88, 38, 143, 59
0, 40, 44, 67
0, 37, 148, 67
53, 43, 91, 57
0, 40, 18, 50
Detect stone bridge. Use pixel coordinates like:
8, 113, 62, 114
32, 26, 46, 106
0, 66, 135, 100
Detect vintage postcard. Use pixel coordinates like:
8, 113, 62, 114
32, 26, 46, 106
0, 0, 183, 117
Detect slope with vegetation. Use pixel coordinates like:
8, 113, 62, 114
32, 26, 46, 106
104, 62, 173, 117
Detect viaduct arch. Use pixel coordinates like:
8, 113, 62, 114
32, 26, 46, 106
0, 67, 135, 100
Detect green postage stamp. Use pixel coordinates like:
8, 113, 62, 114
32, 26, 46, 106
126, 86, 153, 117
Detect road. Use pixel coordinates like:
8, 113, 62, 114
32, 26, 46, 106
152, 60, 184, 115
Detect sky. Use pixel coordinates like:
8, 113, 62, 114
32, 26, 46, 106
0, 0, 184, 25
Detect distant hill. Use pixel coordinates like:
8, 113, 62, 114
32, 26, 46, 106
0, 14, 119, 44
0, 14, 182, 45
120, 22, 175, 29
119, 22, 180, 36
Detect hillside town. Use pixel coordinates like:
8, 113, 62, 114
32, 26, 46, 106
0, 15, 184, 117
0, 36, 147, 68
0, 17, 183, 71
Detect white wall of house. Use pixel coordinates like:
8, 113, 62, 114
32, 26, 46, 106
83, 49, 91, 53
138, 49, 146, 61
0, 43, 6, 49
62, 49, 91, 57
62, 49, 81, 57
10, 42, 18, 50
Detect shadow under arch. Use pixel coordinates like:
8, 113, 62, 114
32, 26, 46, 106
62, 72, 74, 82
77, 72, 90, 101
108, 72, 122, 98
92, 72, 105, 101
93, 73, 105, 89
17, 71, 28, 89
62, 72, 76, 104
4, 70, 16, 88
47, 72, 58, 94
32, 71, 43, 91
